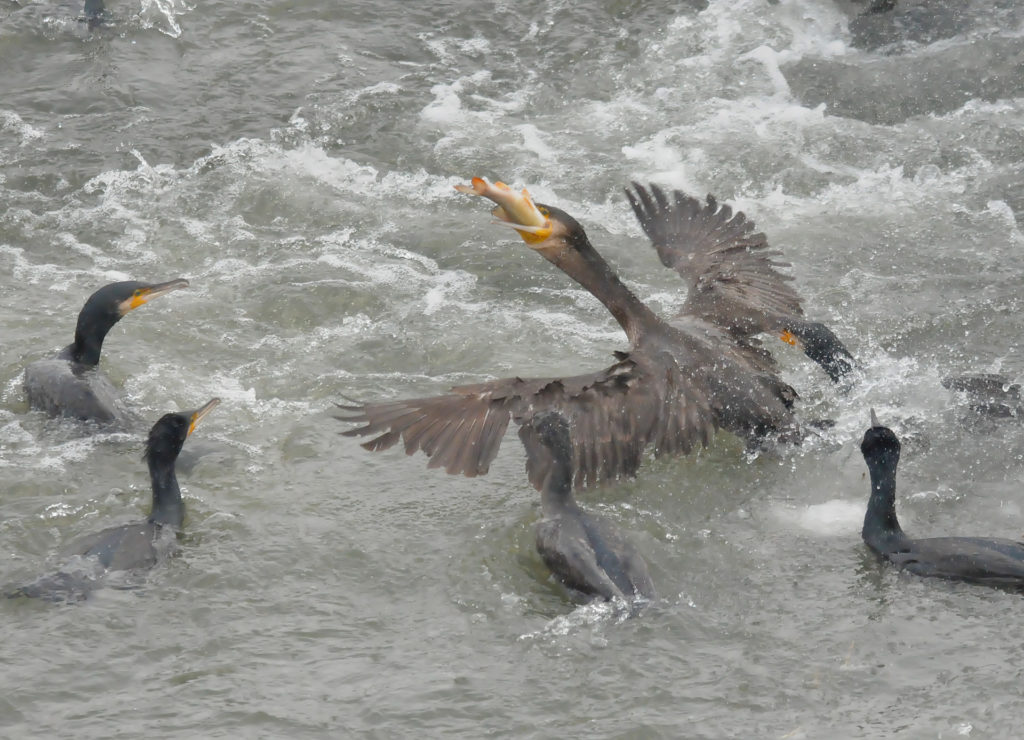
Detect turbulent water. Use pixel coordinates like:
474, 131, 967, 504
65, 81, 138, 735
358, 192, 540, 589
3, 0, 1024, 736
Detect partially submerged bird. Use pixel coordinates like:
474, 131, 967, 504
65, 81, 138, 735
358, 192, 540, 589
9, 398, 220, 603
942, 373, 1022, 419
82, 0, 107, 28
24, 279, 189, 425
339, 178, 853, 490
523, 412, 655, 603
860, 409, 1024, 589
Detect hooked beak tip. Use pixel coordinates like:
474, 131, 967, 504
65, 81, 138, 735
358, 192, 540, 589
188, 397, 220, 436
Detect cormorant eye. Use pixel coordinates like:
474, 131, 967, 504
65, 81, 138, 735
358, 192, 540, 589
539, 207, 550, 217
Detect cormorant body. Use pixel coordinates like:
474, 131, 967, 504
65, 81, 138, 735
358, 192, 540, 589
10, 398, 219, 602
523, 412, 655, 602
83, 0, 106, 27
340, 180, 854, 490
942, 373, 1022, 419
861, 410, 1024, 589
24, 279, 188, 425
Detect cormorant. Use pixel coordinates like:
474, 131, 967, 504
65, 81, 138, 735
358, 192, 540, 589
339, 178, 853, 490
865, 0, 897, 13
523, 412, 655, 603
82, 0, 107, 28
860, 409, 1024, 589
24, 279, 189, 425
9, 398, 220, 602
942, 373, 1022, 419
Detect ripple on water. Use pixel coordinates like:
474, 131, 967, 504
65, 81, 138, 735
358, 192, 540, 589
4, 0, 1024, 736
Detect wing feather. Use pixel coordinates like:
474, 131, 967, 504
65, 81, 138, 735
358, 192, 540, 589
338, 354, 716, 490
626, 183, 804, 334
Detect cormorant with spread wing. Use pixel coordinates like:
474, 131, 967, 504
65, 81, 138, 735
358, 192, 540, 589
339, 178, 854, 489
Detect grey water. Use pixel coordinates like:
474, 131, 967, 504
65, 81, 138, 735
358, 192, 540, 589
2, 0, 1024, 736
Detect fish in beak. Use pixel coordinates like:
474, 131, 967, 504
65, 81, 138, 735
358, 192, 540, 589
455, 177, 553, 244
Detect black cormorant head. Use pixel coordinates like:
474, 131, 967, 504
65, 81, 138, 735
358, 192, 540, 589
72, 278, 189, 365
529, 411, 573, 457
526, 203, 591, 254
144, 398, 220, 468
520, 410, 576, 492
860, 409, 901, 468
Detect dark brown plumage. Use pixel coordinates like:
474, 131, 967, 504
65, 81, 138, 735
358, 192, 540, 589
338, 182, 853, 490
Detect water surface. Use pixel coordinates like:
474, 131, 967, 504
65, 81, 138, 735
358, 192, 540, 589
3, 0, 1024, 736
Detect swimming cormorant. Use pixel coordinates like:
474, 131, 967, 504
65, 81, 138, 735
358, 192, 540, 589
9, 398, 220, 602
523, 412, 655, 602
24, 279, 189, 425
339, 179, 853, 490
942, 373, 1022, 419
82, 0, 107, 27
861, 409, 1024, 589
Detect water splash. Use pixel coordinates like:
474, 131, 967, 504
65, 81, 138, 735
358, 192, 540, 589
138, 0, 191, 38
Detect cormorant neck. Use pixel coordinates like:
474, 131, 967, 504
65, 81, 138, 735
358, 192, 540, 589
147, 456, 184, 529
71, 311, 121, 367
545, 233, 663, 345
540, 453, 578, 517
862, 452, 907, 554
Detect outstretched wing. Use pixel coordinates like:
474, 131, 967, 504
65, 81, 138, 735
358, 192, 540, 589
338, 353, 716, 490
625, 183, 804, 333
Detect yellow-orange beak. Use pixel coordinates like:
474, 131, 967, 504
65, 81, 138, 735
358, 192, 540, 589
119, 278, 190, 314
779, 329, 800, 347
187, 397, 220, 437
455, 177, 553, 244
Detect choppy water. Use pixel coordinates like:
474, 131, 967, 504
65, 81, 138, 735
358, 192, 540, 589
3, 0, 1024, 736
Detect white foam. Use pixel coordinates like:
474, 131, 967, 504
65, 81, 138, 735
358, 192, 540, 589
621, 133, 706, 194
421, 81, 465, 124
775, 499, 863, 535
421, 270, 477, 316
739, 45, 793, 98
985, 200, 1019, 232
420, 35, 492, 64
518, 598, 631, 641
0, 110, 45, 145
360, 81, 401, 96
515, 124, 555, 160
138, 0, 190, 38
419, 69, 526, 128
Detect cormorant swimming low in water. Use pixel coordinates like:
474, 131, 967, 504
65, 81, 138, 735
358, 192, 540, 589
522, 412, 655, 603
861, 409, 1024, 590
82, 0, 107, 28
942, 373, 1022, 419
9, 398, 220, 603
340, 178, 854, 491
24, 279, 189, 425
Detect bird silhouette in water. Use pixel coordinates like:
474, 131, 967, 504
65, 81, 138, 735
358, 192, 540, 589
522, 411, 655, 605
82, 0, 108, 28
860, 409, 1024, 590
942, 373, 1023, 420
24, 279, 189, 426
8, 398, 219, 603
340, 178, 854, 491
